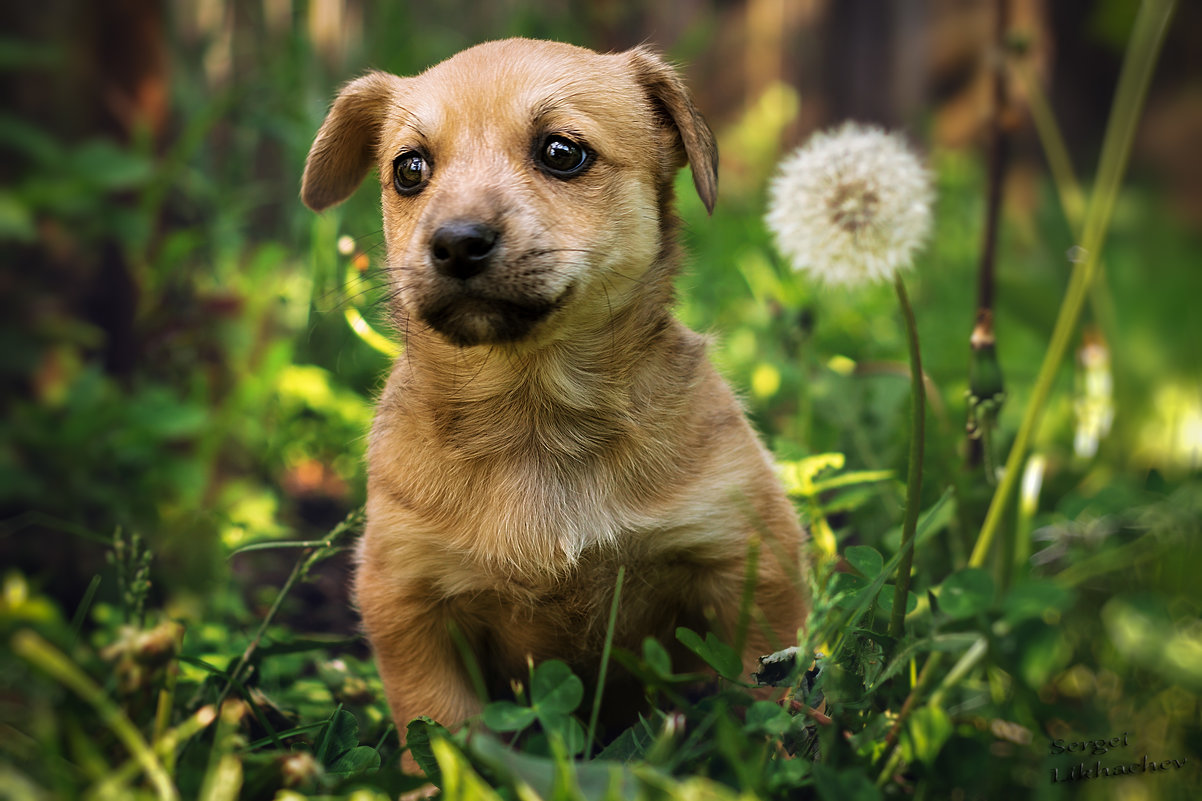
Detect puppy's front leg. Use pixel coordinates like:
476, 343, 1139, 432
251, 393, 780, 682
355, 561, 481, 749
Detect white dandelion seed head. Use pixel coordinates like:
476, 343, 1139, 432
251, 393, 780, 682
765, 121, 934, 287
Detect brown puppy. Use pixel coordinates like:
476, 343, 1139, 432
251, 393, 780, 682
302, 38, 806, 747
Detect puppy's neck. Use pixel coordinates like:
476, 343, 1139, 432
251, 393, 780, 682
397, 282, 702, 463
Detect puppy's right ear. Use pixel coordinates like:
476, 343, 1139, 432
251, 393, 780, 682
302, 71, 402, 212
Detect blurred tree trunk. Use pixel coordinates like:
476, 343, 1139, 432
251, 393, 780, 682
84, 0, 168, 377
87, 0, 169, 143
822, 0, 897, 126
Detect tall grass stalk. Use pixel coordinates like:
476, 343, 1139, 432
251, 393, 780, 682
217, 508, 362, 709
586, 565, 625, 755
968, 0, 1176, 569
888, 274, 926, 638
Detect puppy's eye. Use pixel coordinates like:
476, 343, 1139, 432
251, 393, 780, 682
539, 135, 590, 178
393, 151, 429, 194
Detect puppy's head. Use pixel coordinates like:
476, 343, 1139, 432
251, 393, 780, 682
302, 39, 717, 348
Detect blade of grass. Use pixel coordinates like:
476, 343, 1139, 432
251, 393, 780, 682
101, 705, 218, 794
448, 619, 491, 706
69, 574, 102, 645
586, 565, 625, 756
734, 537, 761, 655
969, 0, 1177, 569
13, 629, 179, 801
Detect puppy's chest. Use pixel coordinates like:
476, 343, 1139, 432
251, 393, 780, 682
447, 546, 711, 669
384, 412, 688, 570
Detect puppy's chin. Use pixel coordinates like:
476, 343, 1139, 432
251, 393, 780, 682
417, 290, 569, 347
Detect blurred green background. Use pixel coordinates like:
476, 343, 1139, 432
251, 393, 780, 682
1, 1, 1200, 799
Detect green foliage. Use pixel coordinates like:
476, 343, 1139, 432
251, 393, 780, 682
3, 2, 1200, 800
481, 660, 588, 755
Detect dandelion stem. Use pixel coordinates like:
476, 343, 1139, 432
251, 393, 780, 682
888, 275, 926, 639
969, 0, 1176, 568
966, 0, 1011, 472
975, 0, 1010, 317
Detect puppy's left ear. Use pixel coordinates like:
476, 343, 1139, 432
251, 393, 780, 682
626, 47, 719, 214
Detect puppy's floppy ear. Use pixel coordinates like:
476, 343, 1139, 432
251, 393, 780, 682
302, 71, 403, 212
625, 47, 719, 214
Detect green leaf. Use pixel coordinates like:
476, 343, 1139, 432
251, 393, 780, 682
829, 572, 869, 610
68, 140, 154, 191
827, 491, 956, 666
642, 637, 672, 677
745, 700, 791, 735
430, 739, 505, 801
0, 192, 35, 242
127, 389, 208, 439
1001, 578, 1074, 625
536, 711, 588, 756
531, 660, 584, 715
899, 704, 953, 767
818, 485, 887, 516
844, 545, 884, 578
937, 568, 994, 620
316, 708, 359, 764
482, 700, 537, 733
595, 719, 655, 761
809, 468, 895, 495
405, 717, 448, 787
876, 584, 918, 616
872, 632, 983, 688
812, 762, 882, 801
1018, 623, 1072, 688
884, 489, 957, 551
471, 731, 638, 800
326, 745, 380, 778
675, 627, 744, 681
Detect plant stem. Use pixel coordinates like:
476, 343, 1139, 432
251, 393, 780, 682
875, 637, 988, 786
103, 705, 217, 793
888, 275, 926, 639
213, 509, 361, 710
975, 0, 1010, 318
969, 0, 1176, 568
966, 0, 1011, 471
215, 555, 305, 710
874, 652, 943, 785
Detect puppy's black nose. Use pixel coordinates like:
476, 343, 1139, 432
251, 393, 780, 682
430, 221, 498, 280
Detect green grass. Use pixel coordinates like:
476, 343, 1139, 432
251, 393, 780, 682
3, 3, 1200, 799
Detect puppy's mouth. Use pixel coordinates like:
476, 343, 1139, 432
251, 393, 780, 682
417, 285, 574, 347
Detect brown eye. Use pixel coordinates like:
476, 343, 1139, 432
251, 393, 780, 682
539, 135, 590, 178
393, 151, 429, 194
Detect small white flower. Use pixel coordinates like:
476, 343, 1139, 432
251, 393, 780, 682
766, 122, 933, 286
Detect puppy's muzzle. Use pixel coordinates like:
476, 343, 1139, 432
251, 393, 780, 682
431, 220, 499, 281
416, 218, 568, 347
